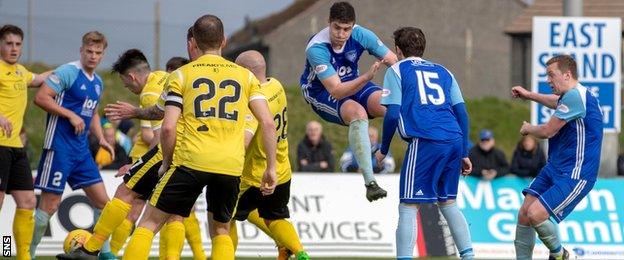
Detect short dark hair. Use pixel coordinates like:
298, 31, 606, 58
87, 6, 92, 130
393, 27, 426, 58
166, 56, 189, 72
112, 49, 150, 74
329, 2, 355, 23
546, 55, 578, 80
0, 24, 24, 41
192, 15, 224, 51
187, 26, 193, 41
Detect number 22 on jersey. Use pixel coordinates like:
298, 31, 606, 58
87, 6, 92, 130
192, 77, 242, 120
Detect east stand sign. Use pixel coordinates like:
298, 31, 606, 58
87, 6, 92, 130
531, 16, 621, 132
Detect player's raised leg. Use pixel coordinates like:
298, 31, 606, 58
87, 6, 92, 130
298, 2, 397, 201
340, 100, 387, 201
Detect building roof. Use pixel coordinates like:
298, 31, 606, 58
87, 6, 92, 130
505, 0, 624, 35
227, 0, 318, 50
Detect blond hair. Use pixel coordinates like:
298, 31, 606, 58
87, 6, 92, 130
82, 31, 107, 49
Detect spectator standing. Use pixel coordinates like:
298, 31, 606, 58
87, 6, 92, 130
340, 126, 395, 173
297, 121, 334, 172
469, 129, 509, 180
510, 136, 546, 178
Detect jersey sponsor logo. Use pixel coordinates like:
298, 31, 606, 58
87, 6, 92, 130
346, 50, 357, 62
381, 88, 391, 97
49, 74, 61, 85
337, 66, 353, 77
80, 98, 98, 117
557, 104, 570, 113
315, 64, 328, 74
80, 84, 87, 91
245, 114, 254, 122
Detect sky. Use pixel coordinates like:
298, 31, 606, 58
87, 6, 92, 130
0, 0, 294, 68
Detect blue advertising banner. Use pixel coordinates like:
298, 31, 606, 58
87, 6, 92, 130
458, 176, 624, 259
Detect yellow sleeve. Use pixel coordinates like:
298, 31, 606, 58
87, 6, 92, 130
156, 91, 166, 111
19, 65, 35, 85
247, 72, 265, 102
164, 70, 184, 108
139, 92, 162, 129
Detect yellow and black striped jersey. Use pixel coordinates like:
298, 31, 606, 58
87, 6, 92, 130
242, 77, 290, 187
165, 54, 264, 176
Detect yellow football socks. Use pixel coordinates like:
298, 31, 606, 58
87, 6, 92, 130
164, 221, 185, 259
247, 210, 272, 238
13, 208, 34, 260
85, 198, 132, 252
211, 235, 234, 260
269, 220, 304, 254
183, 212, 206, 260
158, 223, 169, 260
228, 221, 238, 250
110, 218, 134, 255
122, 227, 154, 260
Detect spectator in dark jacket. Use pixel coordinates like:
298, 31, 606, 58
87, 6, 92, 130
297, 121, 335, 172
469, 129, 509, 180
510, 136, 546, 178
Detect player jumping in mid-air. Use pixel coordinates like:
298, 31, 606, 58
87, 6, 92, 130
31, 31, 116, 260
299, 1, 397, 201
512, 55, 603, 260
375, 27, 474, 260
122, 14, 277, 260
230, 50, 310, 260
0, 24, 51, 260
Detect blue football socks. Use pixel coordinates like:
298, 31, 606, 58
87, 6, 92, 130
348, 119, 375, 184
439, 203, 474, 260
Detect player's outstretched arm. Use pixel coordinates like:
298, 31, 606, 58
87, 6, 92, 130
249, 98, 277, 195
519, 118, 566, 139
511, 86, 558, 109
34, 83, 85, 135
28, 70, 52, 88
105, 101, 164, 121
321, 61, 381, 100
